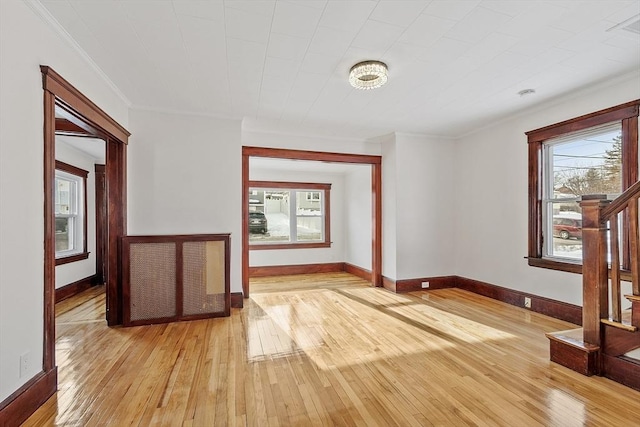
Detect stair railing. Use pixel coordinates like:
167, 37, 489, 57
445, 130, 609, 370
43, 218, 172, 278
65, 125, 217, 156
581, 180, 640, 346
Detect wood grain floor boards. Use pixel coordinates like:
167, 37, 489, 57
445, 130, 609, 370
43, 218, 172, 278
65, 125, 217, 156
23, 272, 640, 426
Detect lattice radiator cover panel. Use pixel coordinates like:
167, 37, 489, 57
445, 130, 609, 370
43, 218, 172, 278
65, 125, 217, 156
129, 242, 177, 321
123, 234, 230, 326
183, 241, 226, 316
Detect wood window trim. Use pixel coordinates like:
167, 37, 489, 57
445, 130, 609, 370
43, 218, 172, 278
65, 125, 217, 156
55, 159, 88, 179
55, 252, 90, 266
54, 160, 89, 266
526, 100, 639, 273
250, 242, 332, 250
248, 181, 331, 250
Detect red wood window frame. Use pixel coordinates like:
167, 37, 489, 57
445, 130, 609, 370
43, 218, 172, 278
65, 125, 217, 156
54, 160, 89, 266
526, 100, 639, 274
248, 181, 332, 250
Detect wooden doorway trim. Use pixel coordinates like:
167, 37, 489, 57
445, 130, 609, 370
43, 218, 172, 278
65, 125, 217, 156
42, 65, 129, 369
242, 146, 382, 298
95, 164, 107, 285
2, 66, 129, 427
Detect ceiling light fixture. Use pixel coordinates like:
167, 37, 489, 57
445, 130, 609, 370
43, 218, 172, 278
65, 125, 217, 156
349, 61, 388, 90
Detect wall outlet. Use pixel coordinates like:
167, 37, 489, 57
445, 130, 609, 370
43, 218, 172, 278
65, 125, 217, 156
524, 297, 532, 309
421, 281, 430, 289
20, 352, 30, 378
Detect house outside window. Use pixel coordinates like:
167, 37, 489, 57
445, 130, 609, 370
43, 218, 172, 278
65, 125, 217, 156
305, 191, 321, 201
55, 161, 88, 264
248, 182, 331, 250
542, 123, 622, 261
527, 100, 639, 273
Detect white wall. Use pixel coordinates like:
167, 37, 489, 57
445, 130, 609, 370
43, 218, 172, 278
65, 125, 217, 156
0, 0, 129, 402
127, 109, 242, 291
344, 165, 372, 270
379, 133, 457, 281
242, 128, 381, 156
394, 133, 456, 280
54, 140, 98, 289
453, 72, 640, 306
249, 169, 346, 267
380, 134, 398, 279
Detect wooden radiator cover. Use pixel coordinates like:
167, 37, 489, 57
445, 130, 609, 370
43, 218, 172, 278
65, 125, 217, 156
122, 234, 230, 326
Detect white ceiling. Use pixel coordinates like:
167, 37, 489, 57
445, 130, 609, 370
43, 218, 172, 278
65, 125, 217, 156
56, 135, 106, 163
37, 0, 640, 139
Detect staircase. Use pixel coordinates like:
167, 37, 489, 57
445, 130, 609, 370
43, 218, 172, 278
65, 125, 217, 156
547, 180, 640, 391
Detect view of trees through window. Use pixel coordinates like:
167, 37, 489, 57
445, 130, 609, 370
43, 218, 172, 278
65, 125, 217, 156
55, 171, 81, 255
249, 187, 325, 245
544, 124, 622, 260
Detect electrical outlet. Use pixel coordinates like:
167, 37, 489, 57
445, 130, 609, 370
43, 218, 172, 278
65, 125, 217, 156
524, 297, 532, 309
421, 281, 430, 289
20, 352, 30, 378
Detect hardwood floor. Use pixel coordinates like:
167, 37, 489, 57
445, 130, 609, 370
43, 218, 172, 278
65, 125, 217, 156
24, 273, 640, 426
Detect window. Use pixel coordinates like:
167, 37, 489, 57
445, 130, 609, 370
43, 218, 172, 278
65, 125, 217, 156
542, 124, 622, 261
527, 100, 639, 273
55, 160, 88, 265
306, 191, 321, 201
248, 181, 331, 249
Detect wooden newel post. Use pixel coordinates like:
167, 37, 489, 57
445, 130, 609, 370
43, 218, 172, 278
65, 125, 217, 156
580, 196, 611, 347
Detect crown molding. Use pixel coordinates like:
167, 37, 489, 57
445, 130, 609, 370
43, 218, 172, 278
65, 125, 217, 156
24, 0, 132, 107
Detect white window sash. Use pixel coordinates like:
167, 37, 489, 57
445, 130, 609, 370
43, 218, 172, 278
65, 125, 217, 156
249, 187, 326, 244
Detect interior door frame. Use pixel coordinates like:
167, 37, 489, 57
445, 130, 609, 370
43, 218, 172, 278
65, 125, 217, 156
242, 146, 382, 297
94, 164, 107, 285
42, 66, 129, 377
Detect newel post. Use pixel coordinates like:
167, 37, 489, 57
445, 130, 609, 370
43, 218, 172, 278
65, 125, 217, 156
580, 196, 611, 346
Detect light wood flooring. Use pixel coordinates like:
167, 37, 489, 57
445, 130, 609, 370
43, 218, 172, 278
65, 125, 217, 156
25, 273, 640, 426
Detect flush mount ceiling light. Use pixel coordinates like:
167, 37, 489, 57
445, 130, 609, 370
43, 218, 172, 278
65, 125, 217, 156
349, 61, 388, 90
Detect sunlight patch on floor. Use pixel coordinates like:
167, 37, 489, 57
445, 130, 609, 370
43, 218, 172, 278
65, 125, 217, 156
344, 287, 517, 342
546, 389, 586, 427
246, 304, 325, 362
248, 285, 518, 368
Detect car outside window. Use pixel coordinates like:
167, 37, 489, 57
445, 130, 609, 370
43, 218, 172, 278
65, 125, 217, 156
542, 123, 621, 261
526, 100, 638, 273
248, 182, 331, 250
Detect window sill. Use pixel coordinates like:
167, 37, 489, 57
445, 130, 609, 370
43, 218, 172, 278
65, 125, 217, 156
528, 257, 633, 282
55, 251, 89, 266
527, 257, 583, 274
249, 242, 331, 251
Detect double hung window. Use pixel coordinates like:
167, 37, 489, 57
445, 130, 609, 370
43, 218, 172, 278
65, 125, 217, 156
541, 124, 622, 261
527, 100, 638, 272
55, 161, 88, 264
